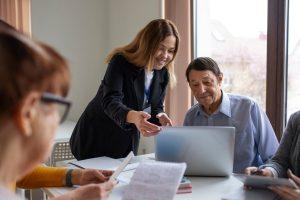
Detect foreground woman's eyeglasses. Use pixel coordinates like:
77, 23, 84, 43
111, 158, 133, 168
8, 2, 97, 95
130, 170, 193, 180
41, 92, 72, 124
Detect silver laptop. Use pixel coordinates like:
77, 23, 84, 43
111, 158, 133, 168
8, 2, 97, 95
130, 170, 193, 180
155, 126, 235, 176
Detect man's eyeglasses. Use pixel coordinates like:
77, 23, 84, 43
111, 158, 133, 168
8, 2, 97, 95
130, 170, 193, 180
41, 92, 71, 124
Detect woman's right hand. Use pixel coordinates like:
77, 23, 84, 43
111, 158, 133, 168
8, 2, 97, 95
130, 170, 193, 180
72, 169, 113, 185
53, 181, 116, 200
244, 167, 273, 177
126, 110, 161, 136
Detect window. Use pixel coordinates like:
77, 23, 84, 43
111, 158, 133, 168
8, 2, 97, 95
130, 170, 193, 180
194, 0, 268, 109
286, 0, 300, 120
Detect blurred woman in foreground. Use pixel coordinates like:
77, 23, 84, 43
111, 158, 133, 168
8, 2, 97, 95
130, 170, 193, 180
0, 28, 115, 199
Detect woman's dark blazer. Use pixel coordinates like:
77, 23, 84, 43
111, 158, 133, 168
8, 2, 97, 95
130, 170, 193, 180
70, 54, 169, 160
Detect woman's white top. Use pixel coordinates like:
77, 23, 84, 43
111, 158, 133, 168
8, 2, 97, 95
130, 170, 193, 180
143, 70, 154, 112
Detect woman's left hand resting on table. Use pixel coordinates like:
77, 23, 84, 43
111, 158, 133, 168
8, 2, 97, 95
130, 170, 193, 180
268, 169, 300, 200
71, 169, 113, 185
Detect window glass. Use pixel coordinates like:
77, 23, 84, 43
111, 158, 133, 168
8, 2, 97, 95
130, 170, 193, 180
194, 0, 267, 109
287, 0, 300, 120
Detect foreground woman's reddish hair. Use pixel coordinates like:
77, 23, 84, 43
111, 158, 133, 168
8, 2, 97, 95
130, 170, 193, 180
0, 30, 70, 119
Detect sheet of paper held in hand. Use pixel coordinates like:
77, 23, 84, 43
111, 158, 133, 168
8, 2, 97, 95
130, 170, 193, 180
110, 151, 134, 181
122, 162, 187, 200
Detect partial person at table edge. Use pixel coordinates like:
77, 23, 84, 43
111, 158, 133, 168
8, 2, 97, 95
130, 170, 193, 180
245, 111, 300, 200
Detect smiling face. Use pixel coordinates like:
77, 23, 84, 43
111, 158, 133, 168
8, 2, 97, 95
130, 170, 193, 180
153, 35, 176, 70
188, 69, 223, 114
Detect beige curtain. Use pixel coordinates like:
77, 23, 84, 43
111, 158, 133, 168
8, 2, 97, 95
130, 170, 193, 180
0, 0, 31, 34
164, 0, 192, 125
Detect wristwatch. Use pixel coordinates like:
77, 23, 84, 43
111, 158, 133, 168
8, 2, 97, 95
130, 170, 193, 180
66, 169, 74, 187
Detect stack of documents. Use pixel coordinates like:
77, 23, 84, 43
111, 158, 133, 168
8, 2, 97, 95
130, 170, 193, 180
122, 161, 186, 200
177, 177, 192, 194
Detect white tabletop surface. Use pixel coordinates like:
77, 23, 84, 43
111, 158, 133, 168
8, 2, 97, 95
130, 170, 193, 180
44, 154, 278, 200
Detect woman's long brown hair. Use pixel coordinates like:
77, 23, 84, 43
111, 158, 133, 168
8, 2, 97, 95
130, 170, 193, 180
106, 19, 180, 87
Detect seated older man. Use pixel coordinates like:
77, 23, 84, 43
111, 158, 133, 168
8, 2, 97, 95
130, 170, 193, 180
183, 57, 279, 173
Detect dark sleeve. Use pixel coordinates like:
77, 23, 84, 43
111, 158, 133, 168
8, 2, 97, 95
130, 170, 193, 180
262, 112, 300, 177
151, 70, 169, 117
101, 55, 132, 128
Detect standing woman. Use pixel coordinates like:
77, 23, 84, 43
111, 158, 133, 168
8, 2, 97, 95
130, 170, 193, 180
70, 19, 179, 160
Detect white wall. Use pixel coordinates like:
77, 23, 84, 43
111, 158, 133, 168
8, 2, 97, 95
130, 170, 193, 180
107, 0, 163, 52
31, 0, 163, 154
31, 0, 109, 121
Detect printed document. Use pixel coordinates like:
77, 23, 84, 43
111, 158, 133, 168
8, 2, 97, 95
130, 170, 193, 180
122, 161, 186, 200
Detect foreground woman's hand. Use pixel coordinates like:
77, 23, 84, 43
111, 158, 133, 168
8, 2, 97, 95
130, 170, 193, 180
53, 181, 117, 200
72, 169, 113, 185
127, 110, 161, 136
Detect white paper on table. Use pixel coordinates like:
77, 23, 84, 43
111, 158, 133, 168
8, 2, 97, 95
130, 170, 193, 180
69, 156, 139, 172
69, 156, 139, 171
122, 161, 186, 200
69, 157, 121, 170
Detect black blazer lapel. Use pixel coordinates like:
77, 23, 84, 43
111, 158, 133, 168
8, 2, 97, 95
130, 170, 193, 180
134, 69, 145, 110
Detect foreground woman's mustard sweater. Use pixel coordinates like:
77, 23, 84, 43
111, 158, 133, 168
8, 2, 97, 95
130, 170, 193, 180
16, 165, 67, 189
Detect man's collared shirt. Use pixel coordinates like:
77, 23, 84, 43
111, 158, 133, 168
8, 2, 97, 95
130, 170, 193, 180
184, 92, 279, 173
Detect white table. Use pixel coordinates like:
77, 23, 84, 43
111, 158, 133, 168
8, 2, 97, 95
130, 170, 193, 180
44, 154, 278, 200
